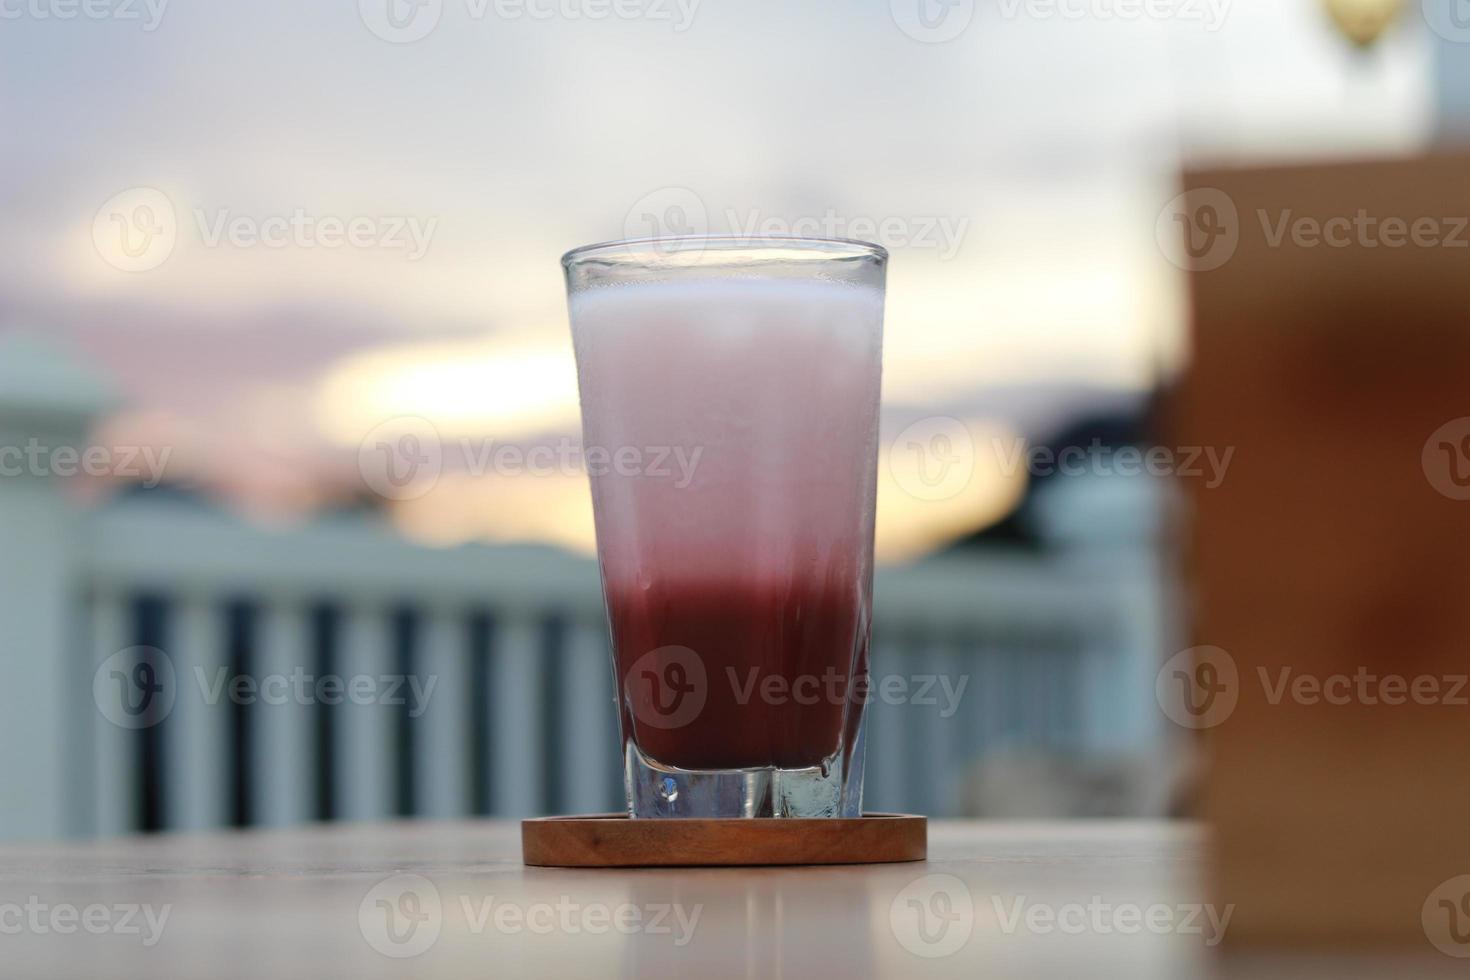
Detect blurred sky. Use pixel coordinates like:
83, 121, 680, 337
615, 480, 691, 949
0, 0, 1437, 560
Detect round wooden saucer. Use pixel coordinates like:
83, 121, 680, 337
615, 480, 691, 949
522, 813, 926, 868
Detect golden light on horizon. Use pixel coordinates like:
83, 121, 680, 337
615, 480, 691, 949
876, 419, 1029, 563
313, 331, 581, 444
310, 323, 1031, 561
390, 470, 598, 554
380, 418, 1027, 565
311, 314, 1037, 561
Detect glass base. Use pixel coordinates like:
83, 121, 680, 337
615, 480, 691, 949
623, 729, 866, 818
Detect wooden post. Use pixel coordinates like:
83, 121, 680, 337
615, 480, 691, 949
1180, 154, 1470, 947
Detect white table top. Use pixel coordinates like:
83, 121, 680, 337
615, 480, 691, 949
0, 820, 1450, 978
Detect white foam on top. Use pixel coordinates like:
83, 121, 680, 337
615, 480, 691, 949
569, 276, 885, 585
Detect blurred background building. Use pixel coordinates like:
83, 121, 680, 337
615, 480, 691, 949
0, 0, 1463, 839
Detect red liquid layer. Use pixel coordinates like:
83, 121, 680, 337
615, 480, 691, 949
610, 580, 869, 771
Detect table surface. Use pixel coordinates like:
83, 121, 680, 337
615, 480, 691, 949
0, 820, 1452, 978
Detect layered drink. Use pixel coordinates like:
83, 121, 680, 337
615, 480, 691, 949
564, 239, 886, 817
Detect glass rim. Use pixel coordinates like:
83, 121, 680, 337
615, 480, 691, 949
561, 234, 889, 269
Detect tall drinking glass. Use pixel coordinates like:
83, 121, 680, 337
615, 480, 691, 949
563, 236, 886, 818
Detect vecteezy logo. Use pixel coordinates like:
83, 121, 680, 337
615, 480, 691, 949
1422, 418, 1470, 501
93, 646, 177, 730
890, 0, 975, 43
1156, 646, 1238, 729
359, 873, 442, 958
358, 0, 443, 43
92, 188, 177, 273
1424, 0, 1470, 43
1156, 188, 1239, 272
1423, 875, 1470, 957
624, 645, 707, 730
623, 187, 707, 262
889, 417, 975, 502
357, 416, 444, 501
889, 874, 974, 958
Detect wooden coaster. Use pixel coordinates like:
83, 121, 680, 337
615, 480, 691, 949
522, 813, 926, 868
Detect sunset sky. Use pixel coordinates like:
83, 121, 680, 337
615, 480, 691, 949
0, 0, 1435, 561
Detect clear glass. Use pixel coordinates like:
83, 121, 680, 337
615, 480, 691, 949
563, 236, 887, 818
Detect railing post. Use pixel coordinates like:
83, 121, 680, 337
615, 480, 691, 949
88, 590, 135, 837
252, 602, 314, 826
334, 604, 394, 821
0, 335, 113, 840
491, 612, 545, 817
560, 619, 617, 815
415, 606, 471, 818
168, 595, 229, 830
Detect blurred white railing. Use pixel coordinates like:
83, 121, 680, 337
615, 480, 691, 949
39, 490, 1163, 839
0, 338, 1165, 840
